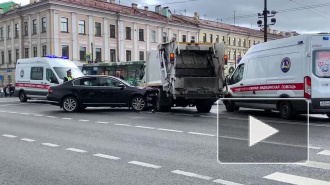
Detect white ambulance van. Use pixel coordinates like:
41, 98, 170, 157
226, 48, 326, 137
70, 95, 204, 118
224, 33, 330, 119
14, 56, 84, 102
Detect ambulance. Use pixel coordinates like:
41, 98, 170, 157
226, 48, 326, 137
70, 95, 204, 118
224, 33, 330, 119
14, 56, 84, 102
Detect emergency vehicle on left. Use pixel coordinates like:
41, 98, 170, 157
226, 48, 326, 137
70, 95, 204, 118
14, 56, 84, 102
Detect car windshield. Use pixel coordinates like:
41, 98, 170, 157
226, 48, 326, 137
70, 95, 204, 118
313, 50, 330, 78
114, 77, 133, 87
53, 67, 84, 79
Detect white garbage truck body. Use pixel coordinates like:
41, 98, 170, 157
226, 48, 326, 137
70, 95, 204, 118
145, 41, 226, 112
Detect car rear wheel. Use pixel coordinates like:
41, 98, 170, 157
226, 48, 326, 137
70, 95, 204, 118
279, 101, 295, 120
131, 96, 146, 111
62, 97, 79, 112
19, 91, 27, 102
326, 113, 330, 119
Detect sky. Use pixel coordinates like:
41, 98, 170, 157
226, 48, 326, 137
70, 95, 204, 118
11, 0, 330, 34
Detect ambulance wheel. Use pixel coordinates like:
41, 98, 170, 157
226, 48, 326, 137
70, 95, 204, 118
62, 97, 79, 112
279, 101, 295, 120
224, 100, 235, 112
326, 113, 330, 119
19, 91, 27, 102
196, 103, 212, 113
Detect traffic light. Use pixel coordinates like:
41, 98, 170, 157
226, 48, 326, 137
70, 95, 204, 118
224, 55, 228, 65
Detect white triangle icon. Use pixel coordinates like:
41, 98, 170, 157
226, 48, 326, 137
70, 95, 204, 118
249, 116, 279, 147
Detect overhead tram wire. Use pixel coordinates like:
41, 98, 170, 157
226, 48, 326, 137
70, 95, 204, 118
288, 0, 330, 20
136, 0, 201, 7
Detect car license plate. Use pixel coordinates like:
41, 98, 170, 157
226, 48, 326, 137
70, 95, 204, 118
320, 101, 330, 106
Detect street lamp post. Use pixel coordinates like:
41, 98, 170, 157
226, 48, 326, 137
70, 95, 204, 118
257, 0, 277, 42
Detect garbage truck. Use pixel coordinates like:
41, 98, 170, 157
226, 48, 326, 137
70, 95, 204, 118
144, 40, 226, 112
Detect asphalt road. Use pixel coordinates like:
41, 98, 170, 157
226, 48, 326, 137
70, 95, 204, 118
0, 97, 330, 185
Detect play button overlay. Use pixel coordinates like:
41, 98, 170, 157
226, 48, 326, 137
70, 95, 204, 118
218, 98, 309, 164
249, 116, 279, 147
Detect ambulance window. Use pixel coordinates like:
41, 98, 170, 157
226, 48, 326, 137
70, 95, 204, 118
231, 64, 245, 84
313, 50, 330, 78
46, 69, 59, 84
30, 67, 43, 80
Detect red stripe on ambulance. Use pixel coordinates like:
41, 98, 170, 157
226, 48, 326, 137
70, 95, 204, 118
231, 83, 304, 93
15, 83, 50, 89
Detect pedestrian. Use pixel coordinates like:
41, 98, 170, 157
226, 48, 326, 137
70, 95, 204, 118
63, 69, 74, 82
116, 71, 124, 80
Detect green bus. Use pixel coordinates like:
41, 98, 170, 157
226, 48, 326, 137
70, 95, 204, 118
82, 61, 146, 86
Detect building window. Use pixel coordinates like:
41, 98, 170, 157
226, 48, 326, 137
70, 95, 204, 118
16, 49, 19, 61
42, 17, 46, 33
110, 49, 116, 62
24, 22, 28, 36
238, 39, 241, 47
216, 35, 219, 43
110, 24, 116, 38
60, 17, 68, 32
228, 51, 231, 60
24, 48, 29, 58
15, 24, 19, 38
95, 22, 101, 36
173, 33, 177, 40
33, 47, 37, 57
1, 51, 4, 64
249, 40, 251, 47
33, 19, 37, 34
151, 30, 156, 42
253, 41, 256, 45
79, 47, 86, 61
233, 38, 236, 46
138, 29, 144, 41
210, 34, 213, 43
163, 32, 167, 43
0, 27, 3, 40
191, 36, 195, 42
7, 26, 11, 39
62, 45, 69, 58
8, 50, 12, 63
42, 45, 47, 56
78, 20, 85, 34
126, 50, 131, 61
139, 51, 144, 60
126, 27, 131, 40
228, 37, 231, 45
95, 48, 101, 62
182, 35, 187, 42
243, 39, 246, 47
203, 33, 207, 43
257, 41, 260, 44
222, 36, 225, 42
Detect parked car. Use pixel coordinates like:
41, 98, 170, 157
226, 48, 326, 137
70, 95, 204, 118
47, 75, 155, 112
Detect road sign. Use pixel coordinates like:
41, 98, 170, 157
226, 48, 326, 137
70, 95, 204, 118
86, 54, 91, 64
7, 69, 12, 72
249, 116, 279, 147
0, 75, 2, 80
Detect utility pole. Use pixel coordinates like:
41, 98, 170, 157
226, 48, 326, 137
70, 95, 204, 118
257, 0, 277, 42
234, 11, 236, 26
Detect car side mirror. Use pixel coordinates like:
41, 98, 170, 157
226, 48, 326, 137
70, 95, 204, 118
118, 83, 126, 89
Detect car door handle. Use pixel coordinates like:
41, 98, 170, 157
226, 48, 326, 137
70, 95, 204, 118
240, 83, 243, 86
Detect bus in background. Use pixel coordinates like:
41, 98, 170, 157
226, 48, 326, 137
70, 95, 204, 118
82, 61, 145, 86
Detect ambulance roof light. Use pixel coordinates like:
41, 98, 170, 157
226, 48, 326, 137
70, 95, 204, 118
323, 37, 329, 40
298, 41, 304, 44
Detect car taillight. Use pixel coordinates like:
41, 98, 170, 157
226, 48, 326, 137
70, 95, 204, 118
48, 87, 53, 94
304, 76, 311, 99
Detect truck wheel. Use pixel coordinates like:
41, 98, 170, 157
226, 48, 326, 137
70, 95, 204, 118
326, 113, 330, 119
19, 91, 27, 102
279, 101, 295, 120
224, 100, 235, 112
196, 104, 212, 113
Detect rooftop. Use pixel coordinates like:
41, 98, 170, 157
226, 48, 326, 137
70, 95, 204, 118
0, 1, 15, 13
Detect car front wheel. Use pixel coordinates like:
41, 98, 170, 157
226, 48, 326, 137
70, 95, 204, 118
19, 91, 27, 102
130, 96, 146, 111
62, 97, 79, 112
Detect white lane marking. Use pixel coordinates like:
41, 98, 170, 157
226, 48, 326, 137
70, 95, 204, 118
62, 118, 72, 120
79, 119, 89, 122
135, 126, 155, 130
47, 116, 56, 119
318, 150, 330, 156
264, 172, 330, 185
65, 148, 87, 153
8, 112, 18, 114
2, 134, 17, 138
33, 114, 43, 117
171, 170, 213, 180
96, 121, 109, 124
157, 128, 184, 133
0, 110, 6, 112
309, 146, 322, 150
213, 179, 244, 185
128, 161, 161, 169
20, 138, 35, 142
93, 153, 120, 160
188, 132, 215, 137
20, 113, 30, 115
41, 143, 59, 147
296, 161, 330, 170
114, 123, 131, 127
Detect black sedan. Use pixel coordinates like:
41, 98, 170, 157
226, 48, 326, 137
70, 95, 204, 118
47, 76, 153, 112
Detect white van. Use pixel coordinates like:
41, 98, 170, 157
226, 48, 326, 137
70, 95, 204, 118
15, 57, 84, 102
224, 33, 330, 119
